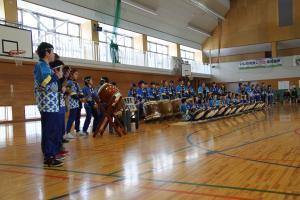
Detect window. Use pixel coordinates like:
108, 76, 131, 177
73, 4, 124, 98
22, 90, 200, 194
98, 23, 138, 65
147, 41, 170, 69
56, 20, 68, 34
0, 106, 13, 122
17, 0, 84, 59
68, 23, 80, 37
39, 15, 54, 31
147, 41, 168, 55
23, 11, 38, 28
181, 49, 195, 61
25, 105, 41, 119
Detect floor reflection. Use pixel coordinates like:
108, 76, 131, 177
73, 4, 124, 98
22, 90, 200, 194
152, 153, 174, 172
0, 124, 13, 148
123, 159, 139, 187
25, 121, 41, 144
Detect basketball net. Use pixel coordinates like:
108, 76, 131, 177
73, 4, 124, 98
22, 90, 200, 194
8, 50, 26, 66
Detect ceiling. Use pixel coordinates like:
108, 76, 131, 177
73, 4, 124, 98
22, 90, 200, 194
58, 0, 230, 48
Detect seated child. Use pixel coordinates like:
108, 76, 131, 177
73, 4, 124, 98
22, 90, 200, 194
180, 98, 192, 121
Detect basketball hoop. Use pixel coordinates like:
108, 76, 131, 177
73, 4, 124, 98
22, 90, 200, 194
8, 50, 26, 66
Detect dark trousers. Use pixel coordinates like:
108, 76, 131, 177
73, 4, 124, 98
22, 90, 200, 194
66, 108, 81, 133
267, 95, 273, 105
58, 107, 66, 151
83, 106, 98, 133
41, 112, 60, 159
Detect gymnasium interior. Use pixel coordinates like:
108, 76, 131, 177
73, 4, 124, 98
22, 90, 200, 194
0, 0, 299, 199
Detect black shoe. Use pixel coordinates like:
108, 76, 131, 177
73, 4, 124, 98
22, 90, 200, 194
44, 158, 64, 167
62, 139, 69, 143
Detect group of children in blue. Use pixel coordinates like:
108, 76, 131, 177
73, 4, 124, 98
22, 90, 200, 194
180, 82, 274, 121
128, 79, 196, 101
128, 79, 274, 121
34, 42, 106, 167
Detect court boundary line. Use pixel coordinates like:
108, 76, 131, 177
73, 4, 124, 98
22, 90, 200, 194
0, 168, 258, 200
0, 162, 299, 197
108, 117, 268, 175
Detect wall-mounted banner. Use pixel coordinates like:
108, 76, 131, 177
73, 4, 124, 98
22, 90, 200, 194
293, 55, 300, 67
239, 58, 282, 70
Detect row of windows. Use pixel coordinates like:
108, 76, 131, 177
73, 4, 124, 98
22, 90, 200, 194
18, 9, 80, 37
0, 105, 86, 122
17, 8, 197, 62
15, 3, 207, 73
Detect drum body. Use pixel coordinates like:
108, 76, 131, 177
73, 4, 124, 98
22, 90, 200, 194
98, 83, 124, 115
98, 83, 121, 104
143, 101, 161, 120
224, 106, 232, 116
248, 103, 256, 110
217, 106, 228, 116
235, 104, 245, 114
230, 106, 238, 114
171, 98, 181, 115
193, 109, 207, 121
158, 100, 173, 117
205, 108, 218, 118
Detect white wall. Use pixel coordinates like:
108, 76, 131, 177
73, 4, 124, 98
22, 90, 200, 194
211, 56, 300, 82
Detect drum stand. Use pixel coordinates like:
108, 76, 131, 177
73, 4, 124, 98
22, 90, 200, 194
93, 96, 127, 137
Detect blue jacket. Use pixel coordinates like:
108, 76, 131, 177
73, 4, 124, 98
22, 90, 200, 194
148, 87, 159, 100
67, 80, 82, 109
180, 103, 188, 113
159, 87, 170, 99
185, 86, 195, 97
128, 88, 137, 98
210, 86, 219, 95
198, 86, 209, 95
215, 99, 220, 107
209, 99, 214, 107
169, 86, 176, 97
137, 88, 148, 101
82, 85, 97, 108
176, 85, 186, 98
34, 59, 59, 113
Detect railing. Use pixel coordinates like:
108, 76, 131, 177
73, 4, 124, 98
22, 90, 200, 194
189, 60, 211, 74
32, 31, 211, 74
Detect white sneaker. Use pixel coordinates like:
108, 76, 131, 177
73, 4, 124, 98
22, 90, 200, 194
65, 132, 76, 139
77, 131, 86, 136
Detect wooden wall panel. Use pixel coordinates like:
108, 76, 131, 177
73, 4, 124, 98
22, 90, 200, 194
203, 0, 300, 50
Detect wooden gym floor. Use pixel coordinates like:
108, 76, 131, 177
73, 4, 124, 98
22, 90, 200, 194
0, 104, 299, 200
